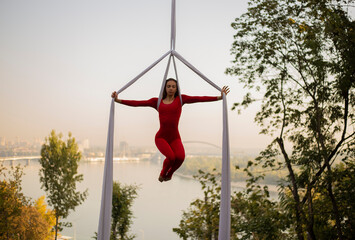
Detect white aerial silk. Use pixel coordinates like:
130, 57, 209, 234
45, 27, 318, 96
97, 0, 231, 239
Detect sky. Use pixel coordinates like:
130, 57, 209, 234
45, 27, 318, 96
0, 0, 275, 150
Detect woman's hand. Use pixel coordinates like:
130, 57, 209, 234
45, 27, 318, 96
219, 86, 230, 99
111, 91, 121, 103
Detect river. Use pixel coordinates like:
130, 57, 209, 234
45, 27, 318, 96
3, 158, 278, 239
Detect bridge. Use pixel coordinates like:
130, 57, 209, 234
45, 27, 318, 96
0, 156, 40, 161
149, 140, 221, 164
0, 156, 40, 166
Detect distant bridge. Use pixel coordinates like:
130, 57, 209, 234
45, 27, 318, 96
183, 141, 221, 149
149, 140, 221, 164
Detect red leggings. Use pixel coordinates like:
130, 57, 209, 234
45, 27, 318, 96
155, 137, 185, 178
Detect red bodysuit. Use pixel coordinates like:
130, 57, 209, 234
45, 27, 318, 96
120, 94, 219, 179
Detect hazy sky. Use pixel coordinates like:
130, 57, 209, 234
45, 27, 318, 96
0, 0, 275, 149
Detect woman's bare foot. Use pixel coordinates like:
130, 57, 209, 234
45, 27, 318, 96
158, 175, 164, 182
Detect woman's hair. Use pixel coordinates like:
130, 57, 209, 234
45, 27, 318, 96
163, 78, 179, 99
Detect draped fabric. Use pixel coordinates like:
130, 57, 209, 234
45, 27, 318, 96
97, 101, 114, 240
97, 0, 231, 239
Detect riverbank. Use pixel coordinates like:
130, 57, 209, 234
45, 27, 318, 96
174, 172, 279, 194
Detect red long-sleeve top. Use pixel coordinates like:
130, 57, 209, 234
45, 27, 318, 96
120, 94, 219, 142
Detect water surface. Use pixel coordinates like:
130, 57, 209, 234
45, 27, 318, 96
11, 160, 204, 240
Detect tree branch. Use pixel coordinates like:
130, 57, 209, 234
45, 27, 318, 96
276, 137, 305, 240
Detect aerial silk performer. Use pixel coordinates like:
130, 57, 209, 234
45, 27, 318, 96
99, 1, 232, 239
111, 78, 230, 182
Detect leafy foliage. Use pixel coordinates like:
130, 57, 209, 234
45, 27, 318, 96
173, 170, 221, 239
231, 184, 290, 239
35, 196, 57, 239
0, 164, 56, 239
39, 130, 88, 239
92, 181, 139, 240
174, 169, 291, 239
111, 181, 139, 240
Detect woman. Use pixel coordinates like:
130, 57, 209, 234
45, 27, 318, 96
111, 78, 230, 182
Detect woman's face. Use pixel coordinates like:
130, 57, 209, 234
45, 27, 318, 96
166, 80, 177, 97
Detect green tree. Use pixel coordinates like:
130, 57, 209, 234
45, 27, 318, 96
110, 181, 138, 240
173, 169, 290, 239
39, 130, 88, 240
173, 170, 221, 239
231, 166, 291, 240
226, 0, 354, 239
92, 181, 139, 240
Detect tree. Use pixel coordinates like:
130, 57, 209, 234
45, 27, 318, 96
231, 166, 291, 240
0, 164, 26, 239
173, 170, 222, 240
173, 169, 290, 239
110, 181, 138, 240
0, 164, 56, 239
39, 130, 88, 239
226, 0, 354, 239
92, 181, 139, 240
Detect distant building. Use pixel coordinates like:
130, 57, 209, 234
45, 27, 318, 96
0, 137, 5, 146
118, 141, 130, 157
78, 139, 90, 152
34, 137, 43, 146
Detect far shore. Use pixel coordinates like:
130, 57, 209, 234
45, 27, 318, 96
174, 172, 279, 193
